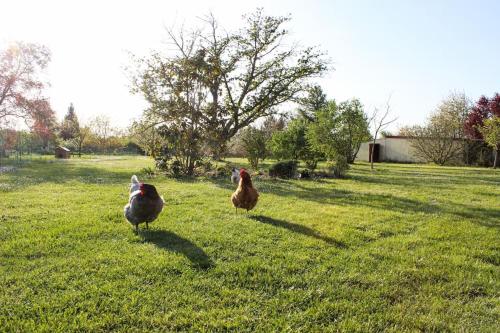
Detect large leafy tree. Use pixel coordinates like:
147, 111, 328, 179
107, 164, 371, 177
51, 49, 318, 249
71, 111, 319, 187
260, 115, 286, 141
463, 93, 500, 166
270, 118, 308, 160
133, 46, 208, 174
479, 116, 500, 168
0, 42, 54, 127
308, 99, 370, 164
31, 102, 57, 150
297, 85, 328, 122
336, 98, 371, 163
89, 116, 113, 154
464, 94, 500, 139
74, 125, 90, 157
59, 103, 80, 140
430, 93, 471, 140
402, 124, 461, 165
130, 118, 164, 159
201, 10, 328, 152
402, 93, 471, 166
132, 9, 328, 169
270, 117, 322, 170
240, 126, 267, 169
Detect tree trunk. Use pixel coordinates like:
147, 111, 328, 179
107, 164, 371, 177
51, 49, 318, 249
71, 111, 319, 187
188, 159, 195, 175
370, 136, 376, 170
494, 148, 499, 169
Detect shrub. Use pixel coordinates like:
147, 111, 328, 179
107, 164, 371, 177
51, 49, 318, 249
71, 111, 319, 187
329, 155, 349, 178
141, 166, 155, 177
303, 156, 319, 171
155, 157, 168, 171
155, 157, 182, 177
170, 160, 182, 177
195, 159, 213, 173
241, 126, 267, 169
269, 160, 298, 178
298, 168, 311, 179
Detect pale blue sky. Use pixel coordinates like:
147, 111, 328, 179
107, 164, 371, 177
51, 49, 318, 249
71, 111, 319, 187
1, 0, 499, 132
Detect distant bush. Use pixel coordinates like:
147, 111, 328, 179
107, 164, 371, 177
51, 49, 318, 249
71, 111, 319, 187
240, 126, 267, 169
298, 168, 311, 179
141, 166, 155, 176
169, 160, 182, 177
155, 157, 168, 171
269, 160, 298, 178
329, 155, 349, 178
195, 159, 214, 173
215, 164, 234, 178
155, 158, 182, 177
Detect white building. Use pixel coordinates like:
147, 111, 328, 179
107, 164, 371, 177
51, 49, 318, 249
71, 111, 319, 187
356, 136, 425, 163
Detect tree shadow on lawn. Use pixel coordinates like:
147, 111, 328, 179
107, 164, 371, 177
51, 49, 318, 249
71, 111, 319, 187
209, 177, 439, 214
207, 177, 499, 229
2, 159, 137, 189
143, 229, 214, 270
249, 215, 347, 248
348, 173, 500, 189
452, 205, 500, 229
349, 167, 500, 188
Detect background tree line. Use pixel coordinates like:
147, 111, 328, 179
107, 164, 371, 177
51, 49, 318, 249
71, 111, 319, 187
0, 42, 142, 158
227, 86, 371, 177
400, 92, 500, 168
1, 101, 143, 158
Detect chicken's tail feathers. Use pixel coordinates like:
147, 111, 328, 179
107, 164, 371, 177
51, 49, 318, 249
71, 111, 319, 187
131, 175, 139, 184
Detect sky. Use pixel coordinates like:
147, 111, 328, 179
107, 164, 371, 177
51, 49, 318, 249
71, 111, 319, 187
1, 0, 499, 132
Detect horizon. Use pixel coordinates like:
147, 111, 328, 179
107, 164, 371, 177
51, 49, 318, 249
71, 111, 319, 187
1, 0, 499, 132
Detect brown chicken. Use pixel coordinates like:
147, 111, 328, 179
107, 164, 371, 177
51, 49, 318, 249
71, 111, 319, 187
231, 169, 259, 212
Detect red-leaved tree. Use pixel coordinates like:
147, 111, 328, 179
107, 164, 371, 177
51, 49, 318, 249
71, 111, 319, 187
31, 100, 57, 150
0, 42, 55, 127
464, 93, 500, 167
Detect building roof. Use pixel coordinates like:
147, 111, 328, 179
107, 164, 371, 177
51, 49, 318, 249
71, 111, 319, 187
56, 146, 70, 152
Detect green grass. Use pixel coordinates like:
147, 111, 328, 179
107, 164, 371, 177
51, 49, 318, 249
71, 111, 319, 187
1, 156, 499, 332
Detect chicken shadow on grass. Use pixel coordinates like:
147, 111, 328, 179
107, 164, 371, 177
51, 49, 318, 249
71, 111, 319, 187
249, 215, 347, 248
143, 229, 214, 270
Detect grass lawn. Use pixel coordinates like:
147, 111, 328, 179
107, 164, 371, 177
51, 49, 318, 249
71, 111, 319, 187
0, 156, 499, 332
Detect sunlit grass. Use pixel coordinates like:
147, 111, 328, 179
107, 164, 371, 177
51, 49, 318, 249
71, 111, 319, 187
0, 156, 499, 331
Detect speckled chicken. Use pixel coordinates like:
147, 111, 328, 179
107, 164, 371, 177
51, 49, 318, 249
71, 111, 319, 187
124, 175, 164, 232
231, 168, 240, 184
231, 169, 259, 212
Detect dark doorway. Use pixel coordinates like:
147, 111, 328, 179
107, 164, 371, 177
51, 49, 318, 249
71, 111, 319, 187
369, 143, 380, 162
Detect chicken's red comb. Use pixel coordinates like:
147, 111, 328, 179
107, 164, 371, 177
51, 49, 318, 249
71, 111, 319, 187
239, 168, 248, 176
139, 183, 145, 196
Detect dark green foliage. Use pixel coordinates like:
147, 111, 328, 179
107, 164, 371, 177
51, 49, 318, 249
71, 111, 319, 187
308, 99, 370, 164
270, 118, 322, 170
155, 157, 182, 177
131, 9, 328, 167
329, 155, 349, 178
240, 126, 268, 169
270, 119, 308, 160
59, 103, 80, 140
298, 85, 328, 122
141, 166, 155, 176
269, 160, 298, 178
